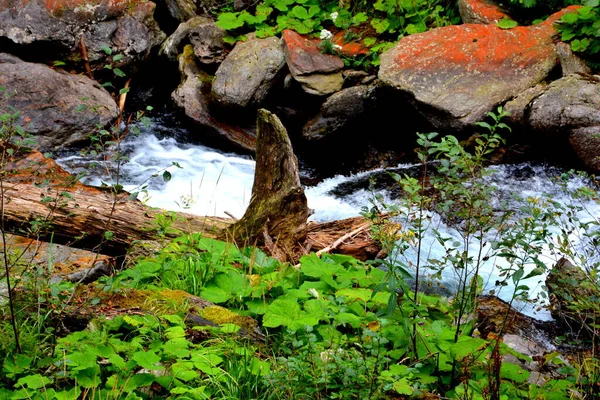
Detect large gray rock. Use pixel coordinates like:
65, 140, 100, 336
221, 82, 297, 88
303, 85, 375, 141
0, 53, 118, 150
211, 36, 285, 108
161, 16, 227, 64
529, 75, 600, 132
0, 0, 165, 67
172, 46, 256, 151
378, 10, 574, 131
528, 74, 600, 172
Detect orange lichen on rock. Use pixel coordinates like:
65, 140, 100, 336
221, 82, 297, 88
459, 0, 510, 24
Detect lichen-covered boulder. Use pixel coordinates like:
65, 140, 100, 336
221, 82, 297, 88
172, 46, 256, 151
378, 7, 579, 131
282, 29, 344, 96
528, 74, 600, 172
0, 53, 118, 150
458, 0, 510, 24
161, 16, 227, 64
212, 36, 285, 108
0, 0, 165, 67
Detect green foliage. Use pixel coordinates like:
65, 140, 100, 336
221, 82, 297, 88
556, 0, 600, 70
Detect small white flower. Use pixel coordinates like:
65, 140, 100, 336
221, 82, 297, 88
330, 12, 339, 22
333, 44, 342, 50
320, 29, 333, 40
308, 288, 319, 299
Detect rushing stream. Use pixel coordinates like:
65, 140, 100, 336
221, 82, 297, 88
56, 118, 600, 321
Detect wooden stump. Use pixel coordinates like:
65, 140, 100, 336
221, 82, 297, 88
224, 109, 310, 259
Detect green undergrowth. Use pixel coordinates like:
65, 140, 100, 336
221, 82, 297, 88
0, 234, 584, 399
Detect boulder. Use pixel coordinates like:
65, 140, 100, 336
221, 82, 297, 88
164, 0, 197, 22
569, 126, 600, 172
161, 16, 227, 64
527, 74, 600, 172
0, 53, 118, 150
172, 46, 255, 151
503, 83, 547, 127
212, 36, 285, 108
0, 0, 165, 68
378, 7, 580, 131
282, 29, 344, 96
303, 85, 376, 141
458, 0, 510, 24
556, 42, 592, 76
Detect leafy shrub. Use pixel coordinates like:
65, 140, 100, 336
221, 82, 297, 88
556, 0, 600, 70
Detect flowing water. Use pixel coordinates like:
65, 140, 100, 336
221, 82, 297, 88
56, 118, 600, 321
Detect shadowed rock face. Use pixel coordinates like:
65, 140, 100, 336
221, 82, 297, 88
0, 0, 164, 67
172, 46, 256, 152
0, 53, 119, 150
378, 7, 579, 131
526, 74, 600, 173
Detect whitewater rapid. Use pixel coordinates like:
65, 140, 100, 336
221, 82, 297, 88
57, 129, 600, 320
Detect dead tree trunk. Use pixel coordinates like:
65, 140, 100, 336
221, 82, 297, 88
224, 109, 310, 259
0, 181, 231, 255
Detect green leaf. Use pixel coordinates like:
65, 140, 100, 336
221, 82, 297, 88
336, 288, 372, 303
263, 298, 300, 328
496, 17, 518, 29
501, 362, 530, 383
392, 377, 414, 395
113, 68, 126, 77
450, 336, 488, 361
191, 352, 223, 375
15, 374, 52, 389
101, 45, 112, 55
162, 170, 172, 182
290, 5, 308, 19
216, 12, 245, 30
132, 350, 164, 371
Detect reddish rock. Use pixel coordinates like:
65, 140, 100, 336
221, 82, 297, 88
458, 0, 509, 24
282, 29, 344, 76
331, 31, 369, 57
378, 8, 578, 130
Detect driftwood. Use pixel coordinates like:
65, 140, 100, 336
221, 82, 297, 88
224, 109, 310, 259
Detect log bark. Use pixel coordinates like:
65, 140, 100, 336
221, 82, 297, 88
0, 180, 231, 255
224, 109, 310, 259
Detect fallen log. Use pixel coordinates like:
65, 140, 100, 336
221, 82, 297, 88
0, 180, 231, 255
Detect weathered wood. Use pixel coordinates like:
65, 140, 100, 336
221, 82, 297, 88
0, 180, 231, 255
306, 216, 381, 261
225, 109, 310, 259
